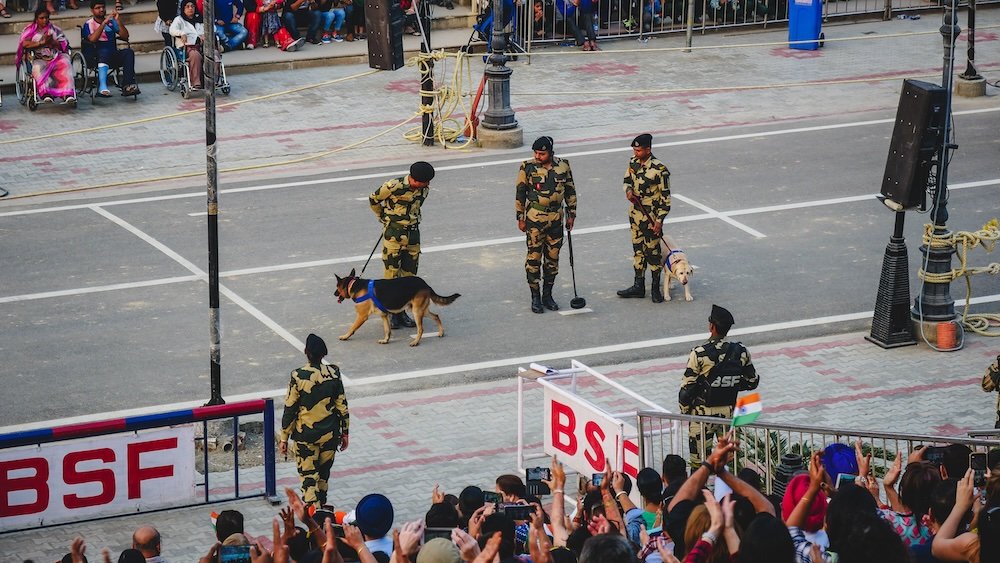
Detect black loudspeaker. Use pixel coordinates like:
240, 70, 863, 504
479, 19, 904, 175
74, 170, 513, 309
879, 79, 947, 210
365, 0, 404, 70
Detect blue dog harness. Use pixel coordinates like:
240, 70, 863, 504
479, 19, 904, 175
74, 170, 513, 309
352, 279, 388, 313
665, 249, 684, 273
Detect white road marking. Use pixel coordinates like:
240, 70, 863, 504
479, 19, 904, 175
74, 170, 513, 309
188, 211, 208, 216
0, 275, 203, 304
673, 194, 767, 238
558, 308, 594, 315
2, 107, 998, 219
2, 178, 996, 304
87, 206, 336, 381
9, 292, 999, 433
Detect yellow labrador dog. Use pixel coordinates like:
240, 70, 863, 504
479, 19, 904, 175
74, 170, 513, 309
659, 235, 693, 302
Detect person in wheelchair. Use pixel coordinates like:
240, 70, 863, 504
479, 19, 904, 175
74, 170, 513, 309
169, 0, 206, 90
82, 0, 140, 97
15, 7, 76, 104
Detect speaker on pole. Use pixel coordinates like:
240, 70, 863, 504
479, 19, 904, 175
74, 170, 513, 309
879, 79, 947, 211
365, 0, 404, 70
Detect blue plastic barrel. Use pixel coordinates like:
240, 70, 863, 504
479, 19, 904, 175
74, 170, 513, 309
788, 0, 823, 50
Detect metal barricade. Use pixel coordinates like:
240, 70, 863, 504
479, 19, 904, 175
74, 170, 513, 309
0, 399, 277, 533
637, 411, 1000, 496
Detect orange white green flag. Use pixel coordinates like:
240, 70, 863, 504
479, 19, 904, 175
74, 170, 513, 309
731, 392, 762, 427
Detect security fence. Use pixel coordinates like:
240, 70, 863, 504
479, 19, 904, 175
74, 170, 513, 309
484, 0, 1000, 53
637, 411, 1000, 497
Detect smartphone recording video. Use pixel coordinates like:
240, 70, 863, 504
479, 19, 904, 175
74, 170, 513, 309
971, 452, 987, 487
592, 473, 603, 486
423, 527, 455, 543
836, 473, 857, 489
500, 503, 534, 521
526, 467, 552, 482
219, 545, 252, 563
483, 491, 501, 505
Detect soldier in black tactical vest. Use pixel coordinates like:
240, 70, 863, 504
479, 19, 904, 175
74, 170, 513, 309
983, 354, 1000, 428
280, 333, 350, 508
678, 305, 759, 468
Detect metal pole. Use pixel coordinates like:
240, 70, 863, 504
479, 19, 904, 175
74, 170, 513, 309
480, 0, 517, 131
684, 0, 694, 51
960, 0, 980, 80
912, 0, 959, 323
205, 0, 224, 406
419, 0, 434, 145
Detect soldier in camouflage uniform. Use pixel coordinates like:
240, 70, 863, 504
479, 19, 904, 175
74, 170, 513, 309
617, 133, 671, 303
983, 353, 1000, 428
515, 136, 578, 314
678, 305, 759, 468
280, 333, 350, 508
369, 161, 435, 329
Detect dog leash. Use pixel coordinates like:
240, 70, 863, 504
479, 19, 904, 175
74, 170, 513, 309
360, 225, 387, 275
630, 197, 685, 271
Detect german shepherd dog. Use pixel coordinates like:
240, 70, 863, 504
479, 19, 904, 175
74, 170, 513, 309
334, 269, 460, 346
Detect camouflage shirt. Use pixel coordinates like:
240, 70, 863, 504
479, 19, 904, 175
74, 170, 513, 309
679, 337, 759, 413
515, 157, 578, 221
623, 155, 671, 222
983, 354, 1000, 416
369, 176, 429, 228
281, 362, 349, 445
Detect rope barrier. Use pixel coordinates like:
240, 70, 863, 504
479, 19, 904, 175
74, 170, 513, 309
917, 219, 1000, 337
402, 49, 479, 149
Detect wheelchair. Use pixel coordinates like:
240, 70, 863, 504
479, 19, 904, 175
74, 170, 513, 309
159, 40, 231, 99
78, 36, 140, 101
14, 50, 86, 111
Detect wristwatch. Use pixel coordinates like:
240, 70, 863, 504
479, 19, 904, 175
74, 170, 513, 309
700, 460, 715, 475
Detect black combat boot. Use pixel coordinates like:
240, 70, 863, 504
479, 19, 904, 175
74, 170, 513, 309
542, 283, 560, 311
530, 287, 544, 314
651, 271, 664, 303
389, 312, 402, 329
617, 274, 645, 298
399, 311, 416, 328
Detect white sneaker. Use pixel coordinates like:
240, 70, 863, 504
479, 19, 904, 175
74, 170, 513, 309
246, 42, 255, 49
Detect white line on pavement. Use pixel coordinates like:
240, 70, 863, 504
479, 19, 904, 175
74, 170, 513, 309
2, 107, 998, 219
558, 308, 594, 315
0, 275, 203, 304
88, 206, 328, 381
673, 194, 767, 238
188, 211, 208, 216
9, 292, 998, 433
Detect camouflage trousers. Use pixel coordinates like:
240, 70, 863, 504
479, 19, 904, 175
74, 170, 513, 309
294, 438, 338, 508
382, 224, 420, 279
525, 213, 564, 290
628, 207, 663, 274
687, 405, 733, 469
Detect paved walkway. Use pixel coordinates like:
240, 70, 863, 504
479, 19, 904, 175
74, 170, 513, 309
2, 330, 998, 561
2, 10, 998, 200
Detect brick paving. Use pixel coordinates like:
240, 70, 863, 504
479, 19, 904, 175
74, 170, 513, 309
2, 330, 998, 561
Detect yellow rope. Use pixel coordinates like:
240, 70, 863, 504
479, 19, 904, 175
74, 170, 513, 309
402, 49, 479, 149
917, 219, 1000, 336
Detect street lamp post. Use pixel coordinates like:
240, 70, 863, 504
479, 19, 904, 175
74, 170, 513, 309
912, 0, 959, 324
478, 0, 522, 148
204, 0, 224, 406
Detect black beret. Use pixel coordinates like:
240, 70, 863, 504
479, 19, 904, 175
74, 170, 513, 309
631, 133, 652, 148
709, 304, 735, 330
409, 161, 435, 183
305, 333, 328, 357
532, 136, 553, 152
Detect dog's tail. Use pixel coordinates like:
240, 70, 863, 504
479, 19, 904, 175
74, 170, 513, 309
430, 292, 461, 306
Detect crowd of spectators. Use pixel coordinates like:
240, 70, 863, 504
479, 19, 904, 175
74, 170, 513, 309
35, 432, 1000, 563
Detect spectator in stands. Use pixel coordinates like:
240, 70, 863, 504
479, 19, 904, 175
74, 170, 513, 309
661, 454, 688, 505
243, 0, 261, 47
82, 0, 140, 96
780, 474, 828, 550
169, 0, 207, 89
400, 0, 419, 36
932, 470, 1000, 563
531, 0, 549, 40
580, 533, 635, 563
132, 526, 164, 562
345, 0, 364, 40
155, 0, 179, 45
352, 493, 395, 558
213, 0, 248, 50
304, 0, 327, 43
983, 353, 1000, 428
214, 509, 245, 543
43, 0, 78, 13
554, 0, 598, 51
16, 7, 76, 104
0, 0, 11, 18
280, 0, 309, 41
257, 0, 287, 48
636, 468, 663, 530
876, 449, 940, 548
458, 486, 485, 531
310, 0, 347, 43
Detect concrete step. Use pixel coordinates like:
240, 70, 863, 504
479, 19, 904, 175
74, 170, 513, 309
0, 26, 483, 95
0, 4, 476, 65
0, 2, 158, 36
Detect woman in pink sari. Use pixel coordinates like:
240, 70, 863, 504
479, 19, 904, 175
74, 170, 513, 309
16, 7, 76, 104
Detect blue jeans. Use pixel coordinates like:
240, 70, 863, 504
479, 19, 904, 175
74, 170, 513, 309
308, 8, 346, 38
95, 45, 137, 86
215, 22, 248, 50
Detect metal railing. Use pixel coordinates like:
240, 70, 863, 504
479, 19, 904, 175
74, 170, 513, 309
637, 411, 1000, 497
0, 399, 277, 533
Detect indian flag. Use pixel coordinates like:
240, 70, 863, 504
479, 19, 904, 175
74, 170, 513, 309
732, 393, 762, 427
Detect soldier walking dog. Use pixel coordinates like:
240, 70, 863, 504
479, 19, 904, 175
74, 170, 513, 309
617, 133, 671, 303
515, 136, 578, 314
678, 305, 759, 468
280, 334, 350, 508
369, 161, 435, 329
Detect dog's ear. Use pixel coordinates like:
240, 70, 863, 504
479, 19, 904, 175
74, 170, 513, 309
349, 268, 356, 277
335, 273, 342, 282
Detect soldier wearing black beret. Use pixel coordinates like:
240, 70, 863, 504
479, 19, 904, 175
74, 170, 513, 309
369, 161, 435, 329
515, 136, 578, 313
618, 133, 672, 302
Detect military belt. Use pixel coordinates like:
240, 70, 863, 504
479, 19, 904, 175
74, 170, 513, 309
529, 202, 561, 213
